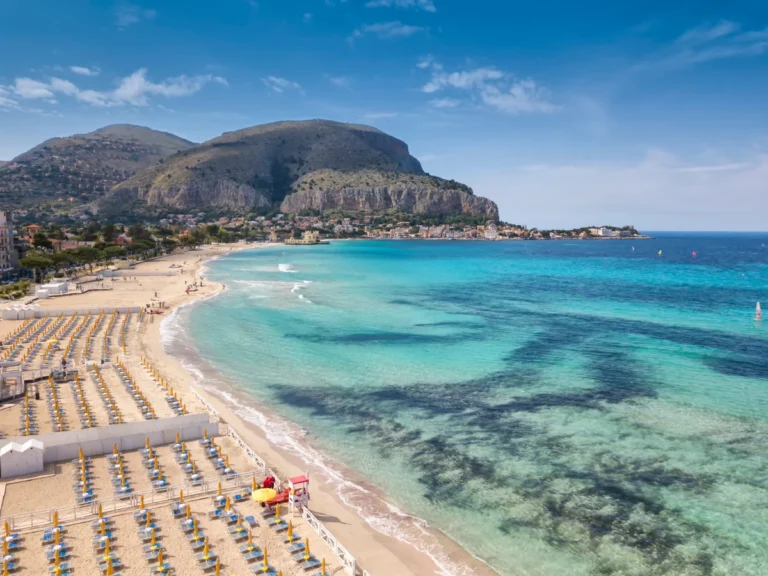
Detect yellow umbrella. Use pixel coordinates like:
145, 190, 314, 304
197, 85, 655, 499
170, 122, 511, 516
3, 539, 7, 556
101, 523, 106, 537
275, 504, 281, 521
157, 548, 164, 565
53, 510, 59, 526
247, 530, 253, 547
55, 530, 61, 545
262, 548, 268, 570
113, 443, 118, 455
151, 529, 156, 546
186, 504, 192, 519
3, 559, 9, 576
321, 558, 326, 575
225, 455, 230, 469
105, 538, 111, 555
107, 558, 113, 576
176, 432, 180, 443
225, 497, 231, 512
140, 495, 145, 509
179, 490, 185, 504
286, 521, 296, 542
251, 488, 277, 503
98, 503, 103, 518
303, 538, 311, 561
215, 558, 220, 576
146, 511, 152, 527
4, 520, 9, 537
217, 482, 222, 496
251, 477, 257, 491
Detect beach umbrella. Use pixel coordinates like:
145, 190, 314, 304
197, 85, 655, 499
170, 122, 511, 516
107, 560, 113, 576
186, 504, 192, 519
3, 559, 8, 576
217, 482, 222, 496
98, 503, 103, 518
4, 521, 8, 537
275, 504, 281, 521
303, 538, 311, 561
262, 548, 268, 570
215, 558, 220, 576
193, 519, 198, 537
101, 522, 106, 537
204, 429, 208, 439
151, 529, 156, 546
105, 538, 110, 555
145, 438, 150, 449
251, 488, 277, 503
203, 537, 210, 556
176, 432, 180, 443
179, 490, 185, 504
140, 495, 145, 509
3, 539, 7, 555
225, 455, 229, 469
251, 477, 257, 491
53, 510, 59, 526
113, 443, 118, 455
225, 497, 231, 512
146, 511, 152, 527
321, 558, 326, 575
158, 548, 163, 565
286, 521, 296, 542
247, 530, 253, 547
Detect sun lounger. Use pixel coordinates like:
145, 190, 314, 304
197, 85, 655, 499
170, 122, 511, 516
283, 531, 301, 544
45, 548, 68, 562
298, 556, 322, 571
148, 562, 173, 574
267, 518, 288, 532
207, 509, 225, 520
47, 562, 71, 575
187, 532, 206, 545
287, 541, 305, 554
239, 543, 264, 560
98, 558, 123, 573
244, 515, 258, 528
250, 566, 278, 575
196, 553, 218, 565
134, 509, 149, 521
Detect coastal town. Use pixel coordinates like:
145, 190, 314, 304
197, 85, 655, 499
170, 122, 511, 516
1, 209, 645, 280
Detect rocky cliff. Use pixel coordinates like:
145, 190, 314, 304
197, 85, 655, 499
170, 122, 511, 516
102, 120, 498, 220
281, 169, 498, 219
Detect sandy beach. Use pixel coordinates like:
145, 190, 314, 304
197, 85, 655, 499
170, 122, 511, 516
0, 244, 498, 576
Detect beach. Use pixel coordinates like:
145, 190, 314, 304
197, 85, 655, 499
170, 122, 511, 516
0, 244, 496, 576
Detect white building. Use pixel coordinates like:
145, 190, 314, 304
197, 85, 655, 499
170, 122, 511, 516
484, 224, 499, 240
590, 227, 619, 237
0, 211, 19, 274
0, 439, 44, 478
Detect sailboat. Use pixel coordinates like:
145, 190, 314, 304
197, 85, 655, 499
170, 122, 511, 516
658, 249, 662, 256
757, 302, 763, 321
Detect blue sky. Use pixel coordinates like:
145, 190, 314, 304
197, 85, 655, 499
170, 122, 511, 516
1, 0, 767, 230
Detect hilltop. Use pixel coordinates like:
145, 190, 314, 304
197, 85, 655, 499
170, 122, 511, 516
0, 124, 195, 210
102, 120, 498, 220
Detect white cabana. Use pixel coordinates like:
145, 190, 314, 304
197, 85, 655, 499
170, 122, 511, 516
0, 439, 44, 478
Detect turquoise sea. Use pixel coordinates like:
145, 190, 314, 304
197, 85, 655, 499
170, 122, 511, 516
167, 235, 768, 576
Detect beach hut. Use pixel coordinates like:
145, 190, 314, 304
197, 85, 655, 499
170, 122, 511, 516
0, 439, 44, 478
288, 474, 310, 512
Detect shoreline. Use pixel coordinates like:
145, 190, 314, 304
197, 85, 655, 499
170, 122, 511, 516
142, 245, 500, 576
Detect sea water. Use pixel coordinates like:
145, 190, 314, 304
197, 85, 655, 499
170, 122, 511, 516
171, 235, 768, 576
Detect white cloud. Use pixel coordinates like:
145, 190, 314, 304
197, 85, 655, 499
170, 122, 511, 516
0, 87, 19, 109
365, 0, 436, 12
326, 75, 352, 89
363, 112, 398, 119
11, 78, 56, 100
419, 62, 559, 116
429, 98, 460, 108
422, 67, 504, 93
475, 151, 768, 231
303, 12, 312, 23
416, 54, 435, 69
350, 21, 426, 41
677, 20, 740, 45
115, 2, 156, 28
480, 80, 560, 115
7, 69, 226, 108
261, 76, 303, 93
643, 21, 768, 68
70, 66, 100, 76
676, 162, 752, 173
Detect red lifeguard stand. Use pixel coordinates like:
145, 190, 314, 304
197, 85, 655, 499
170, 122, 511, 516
288, 473, 310, 513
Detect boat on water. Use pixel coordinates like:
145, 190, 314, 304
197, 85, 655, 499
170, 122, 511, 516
757, 302, 763, 321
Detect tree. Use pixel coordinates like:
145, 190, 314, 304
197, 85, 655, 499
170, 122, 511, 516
128, 224, 152, 242
71, 246, 102, 273
206, 224, 220, 238
20, 255, 53, 283
33, 233, 53, 251
161, 237, 178, 252
104, 245, 126, 258
102, 223, 116, 243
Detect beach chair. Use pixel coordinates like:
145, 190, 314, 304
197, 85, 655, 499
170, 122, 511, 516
298, 556, 322, 571
98, 558, 123, 573
229, 525, 248, 542
287, 541, 305, 554
45, 548, 68, 562
207, 508, 225, 520
47, 562, 72, 575
243, 516, 258, 528
148, 562, 173, 574
187, 532, 206, 545
241, 547, 264, 562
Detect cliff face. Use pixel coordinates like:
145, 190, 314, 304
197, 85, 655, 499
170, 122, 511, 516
281, 184, 499, 220
99, 119, 498, 220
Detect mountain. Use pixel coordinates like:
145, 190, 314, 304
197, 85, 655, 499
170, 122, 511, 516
103, 120, 498, 220
0, 124, 195, 210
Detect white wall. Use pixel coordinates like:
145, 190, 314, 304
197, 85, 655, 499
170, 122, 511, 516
0, 446, 44, 478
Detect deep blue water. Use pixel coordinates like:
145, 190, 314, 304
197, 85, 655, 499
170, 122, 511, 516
179, 234, 768, 576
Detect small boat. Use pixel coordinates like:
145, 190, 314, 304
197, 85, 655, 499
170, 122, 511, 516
658, 249, 662, 256
757, 302, 763, 321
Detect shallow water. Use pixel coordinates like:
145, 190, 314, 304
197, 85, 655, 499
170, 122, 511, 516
180, 235, 768, 575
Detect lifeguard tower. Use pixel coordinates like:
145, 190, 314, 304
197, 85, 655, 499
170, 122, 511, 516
288, 474, 310, 512
0, 360, 24, 401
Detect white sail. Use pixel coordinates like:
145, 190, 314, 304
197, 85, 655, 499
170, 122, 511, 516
757, 302, 763, 320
